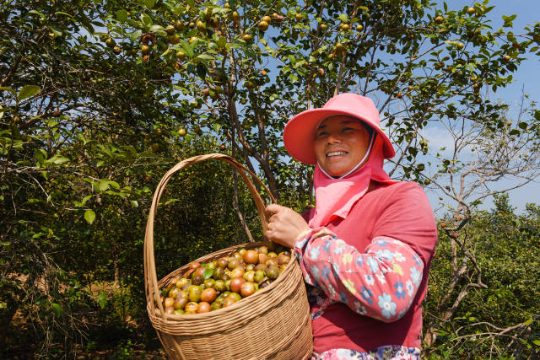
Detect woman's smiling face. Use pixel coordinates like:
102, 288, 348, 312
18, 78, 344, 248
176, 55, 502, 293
314, 115, 372, 177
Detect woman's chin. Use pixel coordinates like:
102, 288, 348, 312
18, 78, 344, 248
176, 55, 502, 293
321, 165, 350, 178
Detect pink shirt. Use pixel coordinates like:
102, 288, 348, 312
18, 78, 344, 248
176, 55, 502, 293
297, 181, 438, 353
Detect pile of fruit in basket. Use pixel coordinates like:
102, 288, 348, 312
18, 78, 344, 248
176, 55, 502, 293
160, 242, 292, 315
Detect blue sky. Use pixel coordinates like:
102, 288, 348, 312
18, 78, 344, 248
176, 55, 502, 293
426, 0, 540, 214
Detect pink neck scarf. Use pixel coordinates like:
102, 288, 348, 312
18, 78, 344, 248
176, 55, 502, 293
309, 137, 397, 228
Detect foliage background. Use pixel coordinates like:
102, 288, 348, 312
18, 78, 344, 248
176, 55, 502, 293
1, 0, 539, 358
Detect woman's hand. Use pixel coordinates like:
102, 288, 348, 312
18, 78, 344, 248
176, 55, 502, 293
264, 204, 310, 248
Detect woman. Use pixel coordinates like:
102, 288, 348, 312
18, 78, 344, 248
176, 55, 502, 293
265, 93, 438, 359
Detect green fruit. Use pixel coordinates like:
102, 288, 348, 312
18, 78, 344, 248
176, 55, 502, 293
243, 270, 255, 282
266, 265, 279, 280
105, 37, 116, 48
213, 267, 225, 280
163, 297, 174, 308
173, 291, 188, 309
217, 257, 229, 268
185, 302, 199, 313
204, 278, 216, 289
165, 25, 175, 35
176, 277, 191, 290
168, 287, 180, 299
174, 20, 185, 31
254, 270, 266, 283
258, 20, 269, 31
187, 285, 202, 302
192, 274, 204, 285
214, 279, 227, 292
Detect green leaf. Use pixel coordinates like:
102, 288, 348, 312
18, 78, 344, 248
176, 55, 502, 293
130, 200, 139, 208
17, 85, 40, 101
0, 87, 16, 95
203, 268, 214, 280
339, 14, 349, 23
181, 40, 194, 58
518, 122, 528, 130
28, 10, 46, 20
216, 36, 226, 48
55, 11, 74, 19
48, 26, 63, 38
116, 9, 128, 22
74, 194, 92, 207
149, 24, 165, 34
194, 54, 215, 62
141, 13, 153, 29
130, 30, 143, 42
44, 155, 70, 165
143, 0, 155, 9
84, 210, 96, 225
52, 303, 62, 318
96, 291, 108, 308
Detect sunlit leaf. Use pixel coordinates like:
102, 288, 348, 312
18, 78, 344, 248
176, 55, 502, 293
17, 85, 40, 101
84, 210, 96, 225
116, 9, 128, 22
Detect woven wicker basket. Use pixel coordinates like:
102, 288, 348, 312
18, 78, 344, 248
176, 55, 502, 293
144, 153, 313, 359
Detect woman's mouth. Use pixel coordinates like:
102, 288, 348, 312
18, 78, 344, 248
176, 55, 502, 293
326, 151, 348, 158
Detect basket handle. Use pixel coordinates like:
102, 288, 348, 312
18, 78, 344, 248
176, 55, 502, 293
144, 153, 277, 320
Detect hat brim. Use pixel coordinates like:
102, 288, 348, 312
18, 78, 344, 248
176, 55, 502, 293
284, 108, 395, 165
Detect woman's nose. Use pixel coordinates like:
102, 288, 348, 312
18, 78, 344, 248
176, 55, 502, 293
326, 132, 342, 145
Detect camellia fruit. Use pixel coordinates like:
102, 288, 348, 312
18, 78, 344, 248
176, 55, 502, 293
243, 249, 259, 264
200, 288, 218, 303
230, 277, 245, 293
165, 25, 175, 35
160, 241, 291, 314
240, 281, 256, 297
258, 20, 269, 31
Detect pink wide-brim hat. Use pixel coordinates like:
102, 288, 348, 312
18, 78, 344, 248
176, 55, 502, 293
284, 93, 395, 165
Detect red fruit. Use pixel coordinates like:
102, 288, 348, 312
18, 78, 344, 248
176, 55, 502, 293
222, 296, 237, 308
277, 251, 291, 265
258, 253, 268, 265
230, 267, 245, 279
230, 277, 245, 293
243, 249, 259, 264
200, 288, 218, 303
197, 301, 211, 313
240, 281, 256, 297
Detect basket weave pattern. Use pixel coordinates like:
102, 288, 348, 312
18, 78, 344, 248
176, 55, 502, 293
144, 154, 313, 359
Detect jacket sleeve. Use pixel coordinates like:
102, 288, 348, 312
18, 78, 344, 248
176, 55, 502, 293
294, 227, 424, 322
